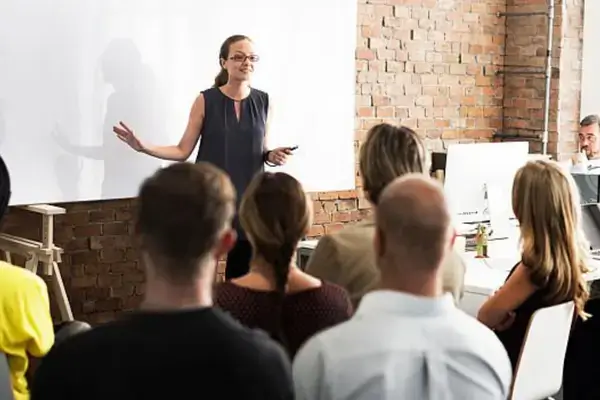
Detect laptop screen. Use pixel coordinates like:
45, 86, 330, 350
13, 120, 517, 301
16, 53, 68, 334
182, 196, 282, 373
581, 204, 600, 250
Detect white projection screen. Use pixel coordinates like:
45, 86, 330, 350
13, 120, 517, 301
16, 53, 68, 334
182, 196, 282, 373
0, 0, 357, 205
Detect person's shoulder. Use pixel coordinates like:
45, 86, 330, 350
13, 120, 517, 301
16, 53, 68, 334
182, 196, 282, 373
0, 261, 47, 292
200, 87, 218, 96
250, 87, 268, 98
216, 309, 290, 364
295, 316, 350, 359
32, 319, 136, 396
448, 309, 511, 362
321, 221, 375, 253
198, 87, 219, 104
214, 281, 249, 307
319, 281, 353, 301
38, 319, 120, 375
54, 318, 128, 352
249, 88, 270, 107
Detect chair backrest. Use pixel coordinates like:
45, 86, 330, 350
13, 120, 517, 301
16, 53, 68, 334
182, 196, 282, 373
510, 301, 575, 400
0, 352, 14, 400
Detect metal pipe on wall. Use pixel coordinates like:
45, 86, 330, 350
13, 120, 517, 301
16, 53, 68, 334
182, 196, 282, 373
541, 0, 555, 155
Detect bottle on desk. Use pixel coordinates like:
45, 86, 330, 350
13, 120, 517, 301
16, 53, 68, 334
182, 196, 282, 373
475, 224, 489, 258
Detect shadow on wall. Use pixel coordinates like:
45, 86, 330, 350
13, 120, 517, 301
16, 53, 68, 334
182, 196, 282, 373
52, 38, 166, 200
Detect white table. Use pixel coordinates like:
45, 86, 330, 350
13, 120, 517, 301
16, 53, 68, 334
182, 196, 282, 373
297, 237, 600, 317
295, 238, 522, 296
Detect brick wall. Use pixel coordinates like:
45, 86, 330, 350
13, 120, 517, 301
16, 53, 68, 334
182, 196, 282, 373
500, 0, 583, 157
3, 0, 585, 324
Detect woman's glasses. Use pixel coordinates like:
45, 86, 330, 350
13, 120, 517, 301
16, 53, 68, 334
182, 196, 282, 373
229, 54, 260, 63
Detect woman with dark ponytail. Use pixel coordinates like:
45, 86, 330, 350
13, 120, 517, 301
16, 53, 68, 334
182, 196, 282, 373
215, 172, 353, 358
114, 34, 294, 280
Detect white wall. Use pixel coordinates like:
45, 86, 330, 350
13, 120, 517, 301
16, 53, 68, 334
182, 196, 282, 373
581, 0, 600, 118
0, 0, 356, 205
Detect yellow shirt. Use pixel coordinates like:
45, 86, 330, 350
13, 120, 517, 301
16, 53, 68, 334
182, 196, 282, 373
0, 262, 54, 400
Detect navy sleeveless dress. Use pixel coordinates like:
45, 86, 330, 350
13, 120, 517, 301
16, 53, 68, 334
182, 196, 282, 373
195, 87, 269, 279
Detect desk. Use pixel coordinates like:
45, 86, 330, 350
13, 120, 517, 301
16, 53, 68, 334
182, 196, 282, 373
297, 238, 600, 317
295, 238, 523, 295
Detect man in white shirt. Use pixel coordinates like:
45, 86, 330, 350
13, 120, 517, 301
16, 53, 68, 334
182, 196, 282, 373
293, 175, 512, 400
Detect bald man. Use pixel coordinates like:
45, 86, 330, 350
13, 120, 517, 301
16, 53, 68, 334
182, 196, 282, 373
294, 175, 512, 400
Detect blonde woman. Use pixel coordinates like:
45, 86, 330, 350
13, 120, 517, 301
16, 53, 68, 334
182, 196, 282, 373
477, 159, 590, 368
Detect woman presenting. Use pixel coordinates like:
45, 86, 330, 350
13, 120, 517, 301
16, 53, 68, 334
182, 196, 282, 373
114, 34, 292, 279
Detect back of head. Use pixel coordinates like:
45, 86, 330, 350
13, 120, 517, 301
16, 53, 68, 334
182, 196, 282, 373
240, 172, 310, 292
512, 160, 589, 318
135, 162, 236, 283
0, 155, 10, 222
375, 174, 451, 274
359, 123, 428, 205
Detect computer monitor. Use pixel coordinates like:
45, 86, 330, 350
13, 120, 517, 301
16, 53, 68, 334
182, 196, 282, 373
444, 142, 529, 224
581, 203, 600, 251
571, 172, 600, 205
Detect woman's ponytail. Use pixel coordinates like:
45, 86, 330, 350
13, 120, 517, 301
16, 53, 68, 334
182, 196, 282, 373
213, 68, 228, 88
263, 240, 295, 353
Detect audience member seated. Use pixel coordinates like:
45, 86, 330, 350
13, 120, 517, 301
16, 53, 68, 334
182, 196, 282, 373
293, 175, 512, 400
0, 154, 53, 400
305, 123, 465, 307
0, 263, 53, 400
576, 114, 600, 161
0, 153, 91, 400
216, 172, 352, 358
30, 162, 293, 400
477, 159, 590, 369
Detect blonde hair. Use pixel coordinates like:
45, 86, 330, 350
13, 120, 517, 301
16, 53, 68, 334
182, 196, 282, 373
513, 160, 590, 319
239, 172, 311, 344
359, 124, 428, 205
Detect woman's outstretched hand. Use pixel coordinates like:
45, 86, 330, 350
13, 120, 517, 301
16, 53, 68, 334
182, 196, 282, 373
113, 121, 144, 152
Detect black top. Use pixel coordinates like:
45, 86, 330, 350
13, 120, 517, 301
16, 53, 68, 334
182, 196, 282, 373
196, 87, 269, 238
30, 308, 293, 400
495, 263, 552, 368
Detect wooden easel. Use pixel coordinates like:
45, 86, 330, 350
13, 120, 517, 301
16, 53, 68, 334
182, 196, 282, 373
0, 204, 72, 321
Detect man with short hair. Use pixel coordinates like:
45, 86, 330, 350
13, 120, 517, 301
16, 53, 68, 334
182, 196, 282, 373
305, 123, 465, 307
31, 162, 293, 400
294, 175, 512, 400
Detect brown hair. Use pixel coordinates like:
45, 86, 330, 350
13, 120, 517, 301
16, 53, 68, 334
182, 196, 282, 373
512, 160, 590, 319
135, 162, 235, 283
580, 114, 600, 129
239, 172, 311, 344
359, 123, 428, 205
213, 35, 251, 88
